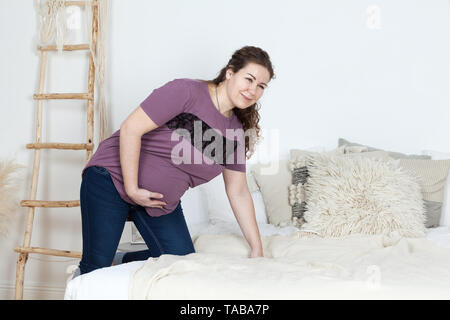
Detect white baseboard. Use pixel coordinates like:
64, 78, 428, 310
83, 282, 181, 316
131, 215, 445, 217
0, 282, 66, 300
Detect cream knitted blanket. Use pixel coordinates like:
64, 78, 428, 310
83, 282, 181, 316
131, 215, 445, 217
129, 232, 450, 299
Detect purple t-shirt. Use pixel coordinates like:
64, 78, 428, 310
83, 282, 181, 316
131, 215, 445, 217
82, 78, 246, 217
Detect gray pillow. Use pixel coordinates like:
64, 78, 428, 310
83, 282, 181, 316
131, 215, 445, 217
338, 138, 431, 160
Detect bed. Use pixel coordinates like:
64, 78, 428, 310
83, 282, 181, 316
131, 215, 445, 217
64, 221, 450, 300
64, 145, 450, 300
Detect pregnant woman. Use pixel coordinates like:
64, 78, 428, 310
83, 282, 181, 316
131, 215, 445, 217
73, 45, 274, 278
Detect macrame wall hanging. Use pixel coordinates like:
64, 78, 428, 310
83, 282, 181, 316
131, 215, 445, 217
36, 0, 110, 142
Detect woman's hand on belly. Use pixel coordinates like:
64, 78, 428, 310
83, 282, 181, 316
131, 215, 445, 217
127, 188, 167, 208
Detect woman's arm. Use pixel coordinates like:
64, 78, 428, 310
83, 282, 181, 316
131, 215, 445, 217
222, 168, 264, 257
119, 105, 167, 208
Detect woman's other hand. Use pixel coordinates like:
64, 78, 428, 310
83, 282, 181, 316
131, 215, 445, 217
128, 188, 167, 208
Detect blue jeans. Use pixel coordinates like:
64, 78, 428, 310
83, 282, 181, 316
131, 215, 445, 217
78, 166, 195, 275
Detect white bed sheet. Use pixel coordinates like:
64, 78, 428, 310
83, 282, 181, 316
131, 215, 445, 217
64, 223, 450, 300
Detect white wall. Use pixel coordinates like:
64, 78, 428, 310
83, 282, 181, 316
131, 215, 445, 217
1, 0, 449, 299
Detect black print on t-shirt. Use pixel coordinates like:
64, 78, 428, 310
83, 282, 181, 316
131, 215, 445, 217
166, 113, 239, 165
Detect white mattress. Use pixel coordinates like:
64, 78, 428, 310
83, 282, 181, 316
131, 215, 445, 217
64, 223, 450, 300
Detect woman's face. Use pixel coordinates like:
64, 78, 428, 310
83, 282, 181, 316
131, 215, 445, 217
225, 62, 271, 109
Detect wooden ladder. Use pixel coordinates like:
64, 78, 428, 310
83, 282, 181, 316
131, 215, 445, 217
14, 0, 99, 300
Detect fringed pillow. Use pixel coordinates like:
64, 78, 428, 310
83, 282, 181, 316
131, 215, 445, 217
300, 153, 426, 238
288, 147, 389, 229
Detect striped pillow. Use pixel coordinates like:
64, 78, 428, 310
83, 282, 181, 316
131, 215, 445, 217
396, 159, 450, 228
289, 158, 309, 227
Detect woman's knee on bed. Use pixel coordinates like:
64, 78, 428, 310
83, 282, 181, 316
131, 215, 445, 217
79, 252, 116, 274
164, 240, 196, 256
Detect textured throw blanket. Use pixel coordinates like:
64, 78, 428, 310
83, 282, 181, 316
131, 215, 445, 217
129, 232, 450, 299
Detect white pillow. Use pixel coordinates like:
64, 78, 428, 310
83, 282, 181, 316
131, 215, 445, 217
198, 174, 269, 225
421, 150, 450, 227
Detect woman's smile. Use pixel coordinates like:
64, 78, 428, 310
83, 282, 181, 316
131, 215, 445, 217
241, 93, 252, 102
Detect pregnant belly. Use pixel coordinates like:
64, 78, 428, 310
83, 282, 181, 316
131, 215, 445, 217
138, 160, 190, 217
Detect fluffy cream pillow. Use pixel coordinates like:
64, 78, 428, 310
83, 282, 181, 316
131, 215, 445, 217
301, 153, 426, 238
289, 149, 390, 228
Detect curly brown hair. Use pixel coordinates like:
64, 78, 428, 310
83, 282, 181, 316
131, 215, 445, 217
201, 46, 275, 160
